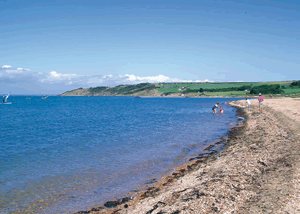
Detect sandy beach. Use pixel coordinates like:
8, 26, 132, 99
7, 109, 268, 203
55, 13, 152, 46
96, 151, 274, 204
78, 97, 300, 214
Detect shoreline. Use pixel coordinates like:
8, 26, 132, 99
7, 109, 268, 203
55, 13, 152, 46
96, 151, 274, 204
59, 94, 298, 99
75, 103, 247, 213
59, 94, 258, 98
77, 97, 300, 213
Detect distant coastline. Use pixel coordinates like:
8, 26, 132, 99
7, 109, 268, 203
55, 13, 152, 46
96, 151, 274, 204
59, 81, 300, 98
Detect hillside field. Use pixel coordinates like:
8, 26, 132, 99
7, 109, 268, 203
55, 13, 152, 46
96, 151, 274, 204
157, 81, 292, 93
60, 81, 300, 97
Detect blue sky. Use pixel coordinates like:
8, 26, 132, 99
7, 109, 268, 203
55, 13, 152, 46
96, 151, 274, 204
1, 0, 300, 94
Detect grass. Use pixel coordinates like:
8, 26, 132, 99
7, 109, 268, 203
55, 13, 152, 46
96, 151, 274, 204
156, 88, 180, 93
283, 88, 300, 94
158, 81, 293, 92
159, 83, 197, 87
202, 91, 249, 96
189, 82, 291, 90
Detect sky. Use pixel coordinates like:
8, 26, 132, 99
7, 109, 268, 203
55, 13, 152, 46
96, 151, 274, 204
1, 0, 300, 94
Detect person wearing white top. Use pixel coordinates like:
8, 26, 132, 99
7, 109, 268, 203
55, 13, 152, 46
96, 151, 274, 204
246, 98, 251, 112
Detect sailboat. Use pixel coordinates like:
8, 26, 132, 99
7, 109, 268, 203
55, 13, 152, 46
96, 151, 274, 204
1, 94, 12, 104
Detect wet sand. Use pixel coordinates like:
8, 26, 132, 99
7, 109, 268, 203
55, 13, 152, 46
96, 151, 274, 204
78, 98, 300, 214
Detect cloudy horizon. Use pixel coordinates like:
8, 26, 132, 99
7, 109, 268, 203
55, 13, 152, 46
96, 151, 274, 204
1, 64, 297, 95
0, 65, 216, 95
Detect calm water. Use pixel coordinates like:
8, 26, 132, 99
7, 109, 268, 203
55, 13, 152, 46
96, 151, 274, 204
0, 96, 242, 213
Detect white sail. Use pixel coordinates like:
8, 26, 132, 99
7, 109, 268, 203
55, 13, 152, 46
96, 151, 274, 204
5, 94, 9, 102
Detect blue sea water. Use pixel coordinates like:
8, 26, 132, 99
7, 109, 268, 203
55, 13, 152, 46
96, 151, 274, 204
0, 96, 242, 213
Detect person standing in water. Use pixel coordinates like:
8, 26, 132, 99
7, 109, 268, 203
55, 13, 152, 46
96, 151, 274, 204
212, 103, 219, 113
246, 98, 251, 112
258, 93, 263, 113
219, 106, 224, 114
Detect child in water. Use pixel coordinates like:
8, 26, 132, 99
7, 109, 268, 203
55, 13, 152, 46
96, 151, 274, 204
219, 106, 224, 114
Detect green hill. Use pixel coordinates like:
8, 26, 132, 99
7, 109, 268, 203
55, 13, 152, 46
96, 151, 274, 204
60, 81, 300, 97
60, 83, 161, 96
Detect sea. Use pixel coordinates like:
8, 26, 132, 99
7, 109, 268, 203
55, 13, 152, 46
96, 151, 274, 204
0, 96, 243, 213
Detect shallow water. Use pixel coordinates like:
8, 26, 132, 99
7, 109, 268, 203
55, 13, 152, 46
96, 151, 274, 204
0, 96, 242, 213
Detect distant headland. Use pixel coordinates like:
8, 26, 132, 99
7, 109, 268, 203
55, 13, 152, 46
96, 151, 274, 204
59, 81, 300, 98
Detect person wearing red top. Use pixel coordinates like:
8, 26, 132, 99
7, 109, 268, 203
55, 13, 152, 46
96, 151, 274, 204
219, 106, 224, 114
258, 93, 264, 113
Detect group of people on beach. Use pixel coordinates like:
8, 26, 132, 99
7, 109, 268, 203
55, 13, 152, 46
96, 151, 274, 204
212, 93, 264, 114
245, 93, 264, 113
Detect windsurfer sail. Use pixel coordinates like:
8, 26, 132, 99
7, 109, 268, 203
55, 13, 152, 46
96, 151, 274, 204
3, 94, 9, 103
5, 94, 9, 102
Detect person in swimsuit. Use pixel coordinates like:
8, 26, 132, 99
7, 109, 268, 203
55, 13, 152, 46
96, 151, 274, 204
212, 103, 219, 113
219, 106, 224, 114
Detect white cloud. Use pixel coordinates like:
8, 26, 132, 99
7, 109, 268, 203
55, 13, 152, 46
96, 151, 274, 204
6, 69, 23, 74
1, 65, 214, 94
118, 74, 211, 84
123, 74, 138, 81
48, 71, 80, 79
39, 71, 82, 83
140, 74, 171, 82
103, 74, 113, 78
119, 74, 171, 83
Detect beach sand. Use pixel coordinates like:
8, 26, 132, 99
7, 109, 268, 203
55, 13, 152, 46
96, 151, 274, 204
78, 98, 300, 214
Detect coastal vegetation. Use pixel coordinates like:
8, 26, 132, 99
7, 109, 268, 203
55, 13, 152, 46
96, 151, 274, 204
60, 81, 300, 97
249, 84, 283, 94
61, 83, 158, 96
